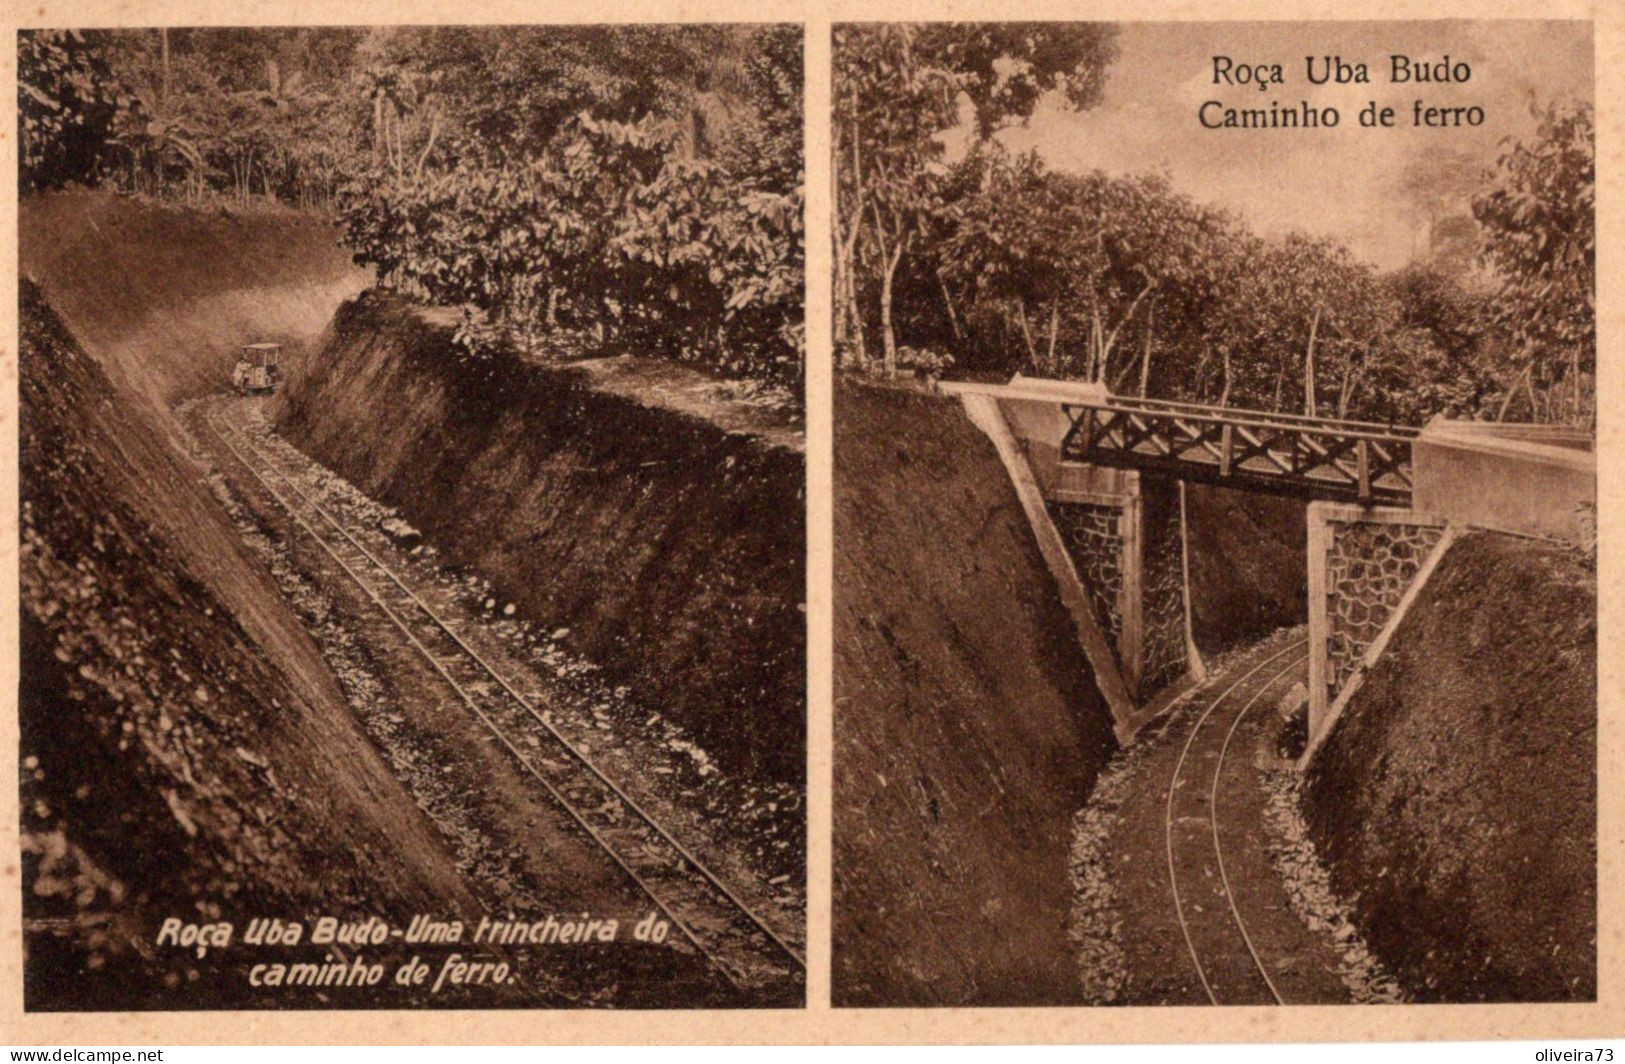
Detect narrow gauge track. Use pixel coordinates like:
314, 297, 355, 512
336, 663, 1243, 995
1164, 640, 1310, 1006
202, 402, 805, 999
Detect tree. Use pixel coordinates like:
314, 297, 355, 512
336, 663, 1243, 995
936, 157, 1228, 386
1394, 148, 1486, 264
916, 148, 1472, 426
913, 22, 1118, 139
332, 26, 804, 386
19, 26, 802, 385
19, 30, 119, 191
716, 25, 803, 195
1474, 100, 1595, 424
833, 22, 1119, 376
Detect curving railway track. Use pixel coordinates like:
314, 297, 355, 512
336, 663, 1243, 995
1159, 639, 1314, 1006
200, 399, 804, 1002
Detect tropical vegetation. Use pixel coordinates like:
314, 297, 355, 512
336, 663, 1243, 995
19, 26, 805, 387
833, 23, 1594, 427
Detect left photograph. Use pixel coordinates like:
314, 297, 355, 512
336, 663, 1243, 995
18, 25, 806, 1010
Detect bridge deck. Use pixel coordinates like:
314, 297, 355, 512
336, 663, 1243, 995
1060, 396, 1420, 504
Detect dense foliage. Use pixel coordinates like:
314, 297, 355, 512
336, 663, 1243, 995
833, 24, 1593, 426
18, 26, 805, 388
832, 23, 1119, 375
1473, 102, 1595, 424
19, 30, 119, 193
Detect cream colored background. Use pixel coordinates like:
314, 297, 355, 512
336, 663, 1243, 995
0, 0, 1615, 1044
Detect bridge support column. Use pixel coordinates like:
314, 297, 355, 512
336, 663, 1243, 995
1045, 472, 1188, 702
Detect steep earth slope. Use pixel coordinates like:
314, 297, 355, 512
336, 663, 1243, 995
1184, 484, 1308, 657
20, 281, 485, 1009
20, 191, 368, 409
1303, 531, 1596, 1001
272, 291, 806, 785
832, 380, 1118, 1006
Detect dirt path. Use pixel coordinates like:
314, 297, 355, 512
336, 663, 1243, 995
182, 394, 802, 1008
1077, 631, 1380, 1006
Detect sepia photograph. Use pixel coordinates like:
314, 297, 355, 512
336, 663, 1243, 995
18, 23, 806, 1010
7, 0, 1623, 1052
832, 20, 1596, 1008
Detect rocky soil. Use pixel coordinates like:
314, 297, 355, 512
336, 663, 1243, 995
1068, 631, 1370, 1006
20, 279, 489, 1009
188, 399, 805, 946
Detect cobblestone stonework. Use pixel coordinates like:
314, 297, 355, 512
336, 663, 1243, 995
1052, 501, 1124, 648
1324, 519, 1444, 695
1139, 484, 1188, 696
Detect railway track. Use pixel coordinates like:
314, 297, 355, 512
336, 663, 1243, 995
1164, 639, 1310, 1006
202, 401, 805, 1000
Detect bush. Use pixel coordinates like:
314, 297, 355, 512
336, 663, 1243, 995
337, 111, 803, 389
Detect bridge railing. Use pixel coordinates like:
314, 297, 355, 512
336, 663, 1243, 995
1060, 398, 1419, 504
1086, 394, 1423, 437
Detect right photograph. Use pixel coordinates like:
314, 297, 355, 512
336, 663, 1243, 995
831, 20, 1596, 1008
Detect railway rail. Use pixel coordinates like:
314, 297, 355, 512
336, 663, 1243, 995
1164, 639, 1310, 1006
202, 400, 805, 1000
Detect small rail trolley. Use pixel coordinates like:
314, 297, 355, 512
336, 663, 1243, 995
233, 342, 282, 396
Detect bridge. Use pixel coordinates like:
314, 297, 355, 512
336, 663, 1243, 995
1059, 395, 1420, 505
943, 374, 1595, 757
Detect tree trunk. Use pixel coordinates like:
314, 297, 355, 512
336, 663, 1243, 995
1496, 351, 1534, 422
1337, 362, 1358, 419
847, 263, 869, 366
842, 130, 869, 366
1014, 300, 1038, 366
1193, 344, 1212, 400
879, 242, 903, 378
838, 225, 851, 349
1571, 343, 1583, 425
941, 274, 965, 345
1137, 303, 1156, 397
1087, 308, 1103, 381
1304, 305, 1321, 416
1045, 300, 1059, 375
1100, 278, 1158, 381
835, 220, 867, 366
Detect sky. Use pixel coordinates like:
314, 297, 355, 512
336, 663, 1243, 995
979, 20, 1592, 270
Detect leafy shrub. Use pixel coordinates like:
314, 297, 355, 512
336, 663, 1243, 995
338, 114, 804, 388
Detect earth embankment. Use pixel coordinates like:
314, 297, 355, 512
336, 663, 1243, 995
20, 279, 482, 1009
272, 291, 807, 785
832, 380, 1118, 1006
20, 191, 368, 409
1184, 484, 1308, 657
1302, 531, 1596, 1001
